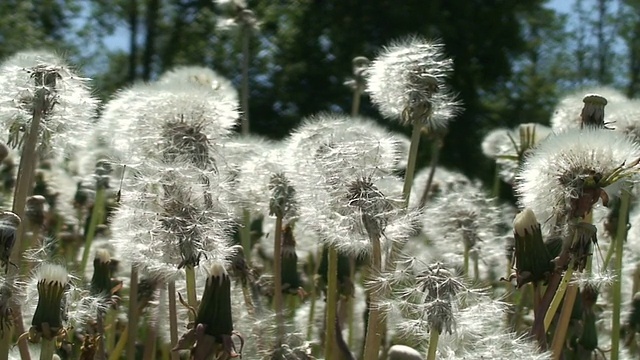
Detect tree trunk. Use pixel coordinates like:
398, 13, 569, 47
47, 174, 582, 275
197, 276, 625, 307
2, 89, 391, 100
142, 0, 160, 81
128, 0, 139, 82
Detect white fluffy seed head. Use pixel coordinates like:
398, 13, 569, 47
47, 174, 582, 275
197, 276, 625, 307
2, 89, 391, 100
550, 87, 627, 132
366, 36, 461, 129
0, 50, 99, 159
517, 127, 640, 232
157, 65, 239, 106
99, 81, 238, 167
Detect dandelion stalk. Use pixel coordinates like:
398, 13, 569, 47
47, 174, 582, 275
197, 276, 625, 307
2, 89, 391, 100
491, 162, 501, 198
544, 263, 575, 332
105, 310, 117, 354
418, 133, 444, 208
612, 189, 631, 360
550, 284, 578, 360
185, 265, 197, 322
167, 280, 179, 360
241, 209, 252, 262
80, 185, 106, 276
3, 65, 53, 360
273, 215, 284, 343
402, 122, 423, 206
126, 266, 139, 360
324, 246, 338, 360
363, 230, 383, 360
108, 325, 128, 360
39, 338, 55, 360
426, 330, 439, 360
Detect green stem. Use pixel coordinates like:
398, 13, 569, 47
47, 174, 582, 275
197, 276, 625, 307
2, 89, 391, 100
185, 265, 197, 322
544, 265, 574, 332
402, 123, 423, 207
126, 266, 139, 360
108, 324, 128, 360
612, 190, 631, 360
167, 281, 180, 360
4, 70, 47, 360
426, 330, 440, 360
273, 215, 284, 343
550, 284, 578, 360
491, 162, 501, 198
0, 330, 9, 360
363, 232, 383, 360
80, 186, 106, 276
106, 309, 117, 355
39, 338, 55, 360
347, 256, 356, 348
418, 137, 443, 209
324, 246, 339, 360
241, 209, 252, 262
142, 316, 158, 360
240, 24, 251, 135
463, 245, 470, 278
351, 85, 363, 117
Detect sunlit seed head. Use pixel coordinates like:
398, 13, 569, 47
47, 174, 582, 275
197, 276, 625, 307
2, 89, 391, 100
366, 36, 461, 129
517, 127, 640, 231
0, 50, 98, 158
551, 87, 627, 132
157, 66, 239, 105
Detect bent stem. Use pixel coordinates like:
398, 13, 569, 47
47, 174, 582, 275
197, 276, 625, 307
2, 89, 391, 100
418, 136, 443, 209
402, 123, 423, 206
544, 265, 575, 332
426, 330, 440, 360
273, 215, 284, 344
108, 324, 129, 360
324, 246, 339, 360
363, 232, 383, 360
550, 284, 578, 360
612, 189, 631, 360
80, 186, 106, 276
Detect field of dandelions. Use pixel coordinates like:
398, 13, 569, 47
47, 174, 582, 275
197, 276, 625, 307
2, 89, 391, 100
2, 33, 640, 360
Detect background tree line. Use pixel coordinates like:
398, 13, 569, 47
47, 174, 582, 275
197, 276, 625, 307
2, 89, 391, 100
1, 0, 637, 197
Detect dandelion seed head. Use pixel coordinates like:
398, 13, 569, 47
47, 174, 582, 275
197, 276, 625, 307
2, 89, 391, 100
423, 186, 505, 275
550, 87, 627, 132
516, 128, 640, 231
157, 66, 238, 105
366, 36, 461, 129
0, 51, 98, 160
111, 164, 235, 280
100, 82, 238, 167
481, 123, 552, 184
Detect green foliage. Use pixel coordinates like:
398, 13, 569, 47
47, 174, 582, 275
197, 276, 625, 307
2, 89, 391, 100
2, 0, 629, 193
